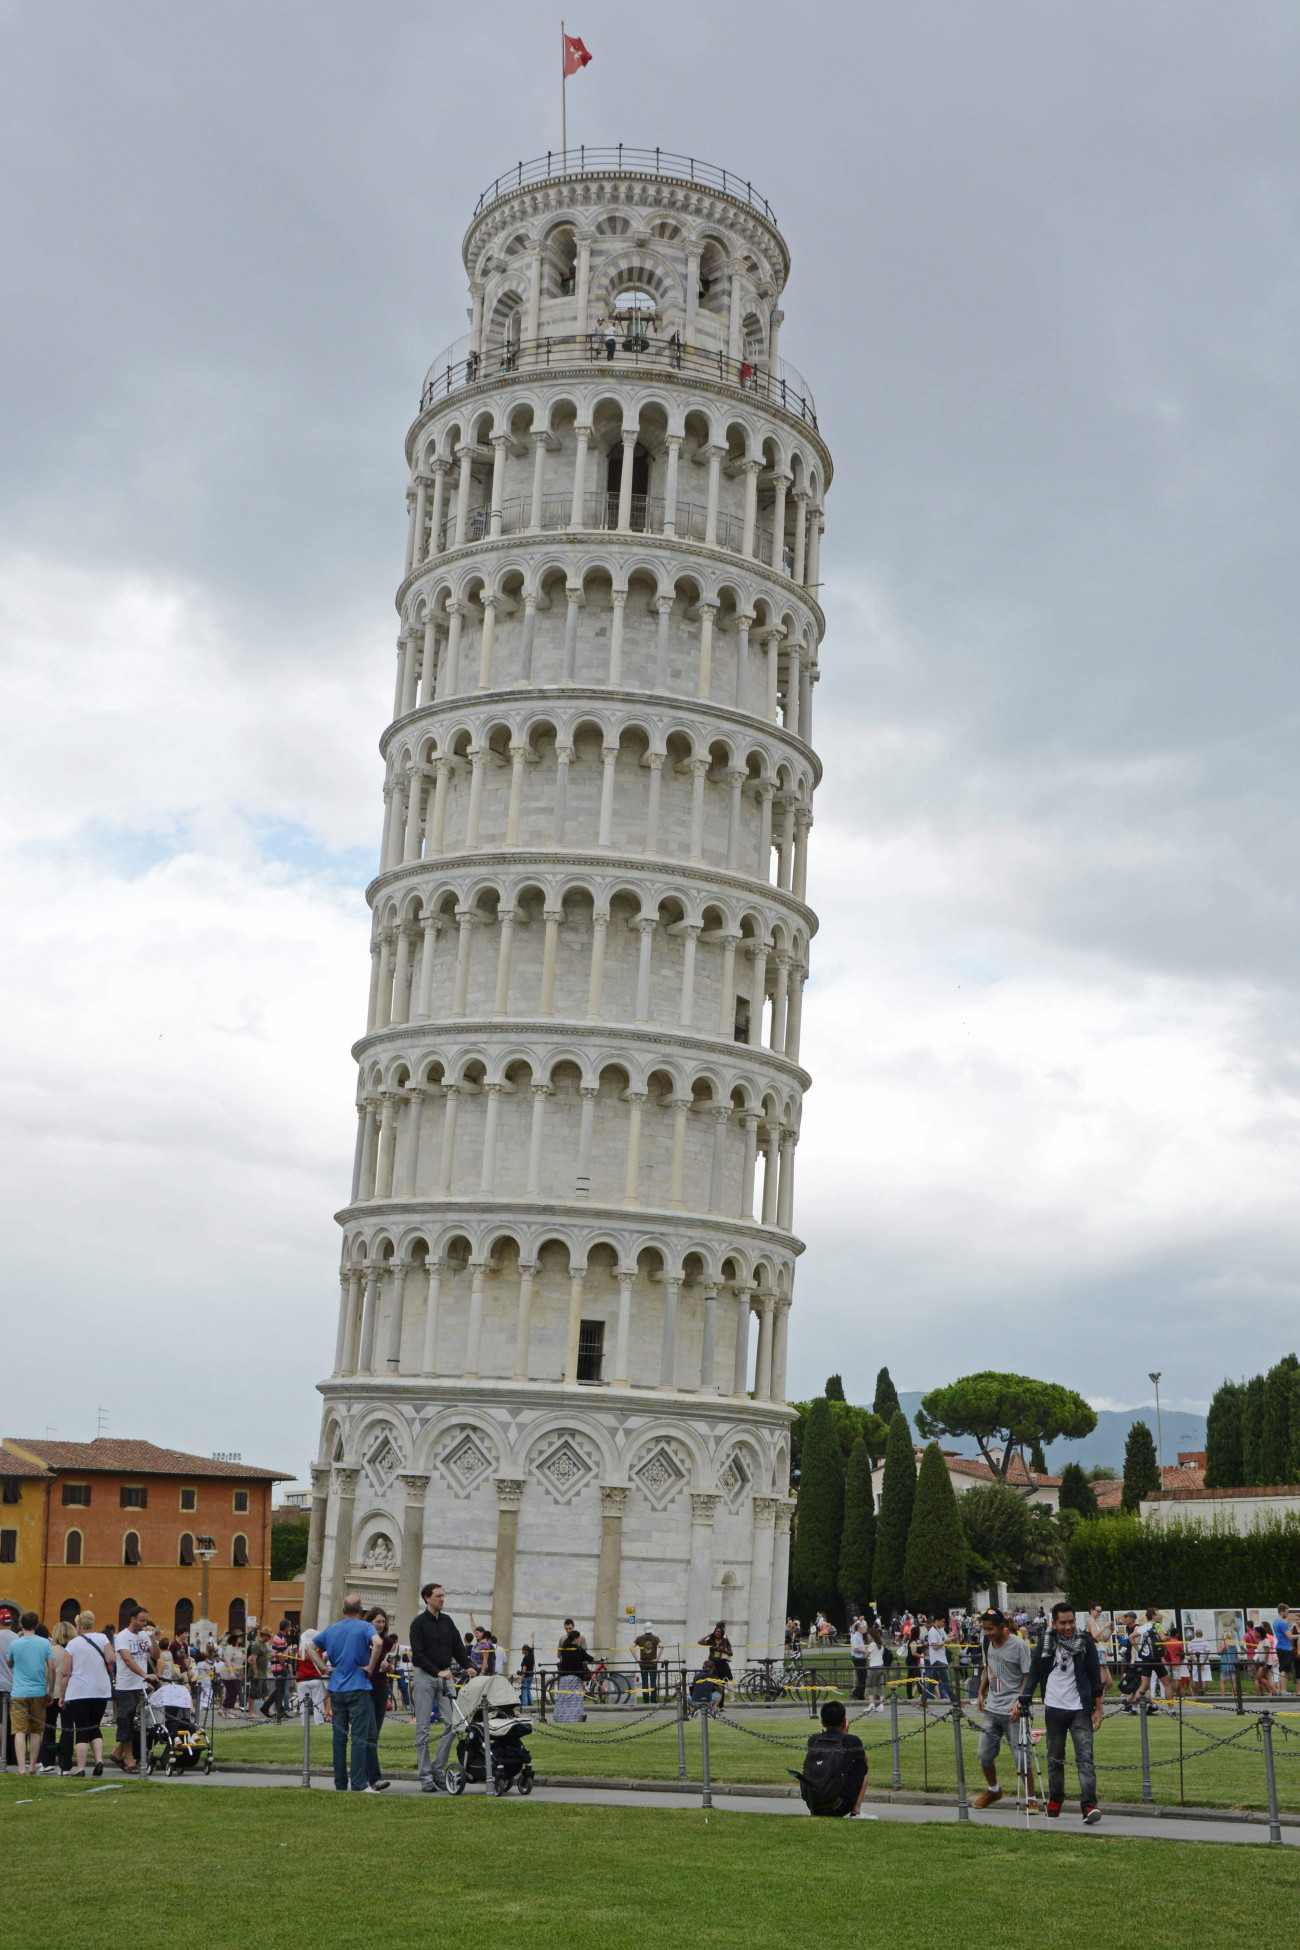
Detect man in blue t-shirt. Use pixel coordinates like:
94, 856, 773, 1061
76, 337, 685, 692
310, 1596, 387, 1792
1275, 1607, 1293, 1695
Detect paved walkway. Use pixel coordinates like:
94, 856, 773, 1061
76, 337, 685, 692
143, 1767, 1298, 1846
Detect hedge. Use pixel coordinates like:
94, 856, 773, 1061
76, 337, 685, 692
1065, 1512, 1300, 1609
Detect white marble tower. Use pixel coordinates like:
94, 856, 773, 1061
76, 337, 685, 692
303, 149, 830, 1663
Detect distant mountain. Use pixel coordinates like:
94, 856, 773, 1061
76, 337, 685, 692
895, 1392, 1206, 1476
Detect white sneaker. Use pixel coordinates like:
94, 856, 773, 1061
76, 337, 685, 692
362, 1782, 390, 1794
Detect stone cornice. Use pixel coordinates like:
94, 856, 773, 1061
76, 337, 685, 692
316, 1371, 798, 1426
332, 1190, 805, 1257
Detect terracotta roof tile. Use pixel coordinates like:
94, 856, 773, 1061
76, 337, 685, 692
0, 1448, 51, 1478
1150, 1482, 1300, 1501
4, 1438, 289, 1481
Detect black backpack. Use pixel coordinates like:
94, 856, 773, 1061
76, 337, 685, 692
791, 1732, 851, 1815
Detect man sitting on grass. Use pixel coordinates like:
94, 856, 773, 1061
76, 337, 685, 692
794, 1699, 869, 1819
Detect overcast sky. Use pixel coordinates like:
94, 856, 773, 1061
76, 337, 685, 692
2, 1, 1298, 1486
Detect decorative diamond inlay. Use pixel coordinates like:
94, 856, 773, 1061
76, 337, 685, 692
532, 1435, 597, 1506
718, 1450, 752, 1509
632, 1442, 689, 1510
440, 1431, 495, 1497
366, 1433, 402, 1490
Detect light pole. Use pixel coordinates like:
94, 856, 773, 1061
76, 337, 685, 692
1148, 1373, 1165, 1494
196, 1537, 216, 1635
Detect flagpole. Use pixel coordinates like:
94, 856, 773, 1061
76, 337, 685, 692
561, 19, 567, 168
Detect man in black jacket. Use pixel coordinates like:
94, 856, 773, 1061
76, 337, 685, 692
409, 1583, 464, 1791
1015, 1602, 1104, 1822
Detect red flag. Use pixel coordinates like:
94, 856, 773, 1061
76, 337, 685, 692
563, 33, 591, 77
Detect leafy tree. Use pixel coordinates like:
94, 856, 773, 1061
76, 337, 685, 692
872, 1411, 917, 1617
1291, 1370, 1300, 1485
790, 1398, 845, 1620
825, 1374, 846, 1402
1242, 1374, 1266, 1485
1263, 1357, 1299, 1485
1017, 1506, 1070, 1590
1059, 1461, 1099, 1519
916, 1372, 1096, 1481
1204, 1380, 1245, 1489
1087, 1465, 1118, 1482
903, 1443, 967, 1615
873, 1367, 902, 1425
271, 1519, 311, 1582
838, 1438, 876, 1609
791, 1398, 889, 1479
958, 1482, 1034, 1588
1121, 1420, 1160, 1511
1029, 1438, 1048, 1475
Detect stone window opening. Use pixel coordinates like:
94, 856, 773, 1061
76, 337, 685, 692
0, 1529, 15, 1563
1, 1477, 20, 1504
233, 1532, 249, 1567
233, 1489, 250, 1514
123, 1530, 141, 1566
65, 1530, 83, 1566
576, 1318, 605, 1383
179, 1487, 197, 1512
63, 1482, 91, 1507
179, 1532, 196, 1567
120, 1485, 147, 1509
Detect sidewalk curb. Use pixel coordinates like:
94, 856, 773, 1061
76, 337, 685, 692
208, 1760, 1299, 1825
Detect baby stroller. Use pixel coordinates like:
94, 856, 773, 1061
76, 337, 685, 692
443, 1673, 535, 1797
143, 1687, 214, 1775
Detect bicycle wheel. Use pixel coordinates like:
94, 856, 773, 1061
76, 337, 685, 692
737, 1669, 762, 1703
604, 1672, 632, 1704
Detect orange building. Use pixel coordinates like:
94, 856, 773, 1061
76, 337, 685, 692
0, 1438, 291, 1637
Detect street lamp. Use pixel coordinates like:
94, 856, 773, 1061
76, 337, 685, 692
1148, 1373, 1165, 1493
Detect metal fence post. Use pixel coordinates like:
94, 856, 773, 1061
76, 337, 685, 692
889, 1688, 901, 1790
138, 1693, 149, 1779
301, 1692, 312, 1789
699, 1692, 712, 1809
952, 1700, 969, 1821
1138, 1697, 1152, 1803
482, 1700, 494, 1796
1260, 1713, 1282, 1845
1, 1693, 7, 1772
677, 1670, 688, 1781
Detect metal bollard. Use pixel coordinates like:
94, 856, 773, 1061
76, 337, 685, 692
890, 1689, 901, 1791
677, 1672, 687, 1781
952, 1700, 969, 1821
1, 1693, 7, 1772
699, 1692, 712, 1810
301, 1693, 312, 1789
1138, 1697, 1152, 1803
1260, 1713, 1282, 1845
482, 1700, 495, 1795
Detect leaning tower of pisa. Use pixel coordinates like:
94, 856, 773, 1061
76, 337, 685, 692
301, 149, 830, 1664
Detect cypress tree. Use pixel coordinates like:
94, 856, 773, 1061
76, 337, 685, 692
873, 1367, 902, 1424
1290, 1371, 1300, 1485
825, 1374, 846, 1402
1204, 1380, 1245, 1488
838, 1437, 876, 1609
903, 1441, 968, 1616
1029, 1438, 1048, 1475
1242, 1374, 1266, 1485
1121, 1420, 1160, 1511
1059, 1461, 1099, 1519
1263, 1357, 1299, 1485
872, 1410, 916, 1618
790, 1397, 845, 1621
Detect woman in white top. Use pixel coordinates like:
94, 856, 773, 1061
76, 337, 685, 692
1086, 1604, 1112, 1695
58, 1609, 115, 1776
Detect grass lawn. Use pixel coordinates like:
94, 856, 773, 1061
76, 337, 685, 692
2, 1775, 1296, 1950
211, 1698, 1300, 1812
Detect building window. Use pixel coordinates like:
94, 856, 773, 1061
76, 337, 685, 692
174, 1597, 194, 1637
232, 1489, 249, 1514
123, 1530, 141, 1566
117, 1596, 141, 1631
0, 1530, 16, 1563
179, 1487, 197, 1513
179, 1532, 195, 1567
227, 1597, 246, 1633
65, 1530, 83, 1566
120, 1486, 147, 1509
232, 1532, 249, 1567
576, 1318, 605, 1383
62, 1483, 90, 1507
2, 1477, 21, 1505
59, 1598, 80, 1624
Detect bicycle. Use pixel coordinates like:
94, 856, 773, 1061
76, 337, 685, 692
542, 1660, 633, 1707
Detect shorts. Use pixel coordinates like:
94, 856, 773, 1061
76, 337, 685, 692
977, 1711, 1029, 1771
1278, 1650, 1294, 1675
10, 1697, 47, 1736
67, 1696, 107, 1735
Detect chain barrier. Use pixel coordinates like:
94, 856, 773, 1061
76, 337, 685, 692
528, 1715, 679, 1746
711, 1707, 927, 1755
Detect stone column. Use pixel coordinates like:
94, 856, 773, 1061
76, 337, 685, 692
453, 447, 474, 549
505, 743, 529, 844
724, 770, 746, 870
633, 917, 655, 1021
772, 1300, 792, 1402
300, 1466, 331, 1631
777, 1131, 797, 1231
420, 1258, 445, 1374
755, 1294, 776, 1400
717, 933, 740, 1037
643, 752, 664, 852
668, 1097, 690, 1207
699, 1284, 719, 1392
768, 1502, 795, 1653
374, 1090, 400, 1198
597, 743, 618, 846
437, 1084, 461, 1195
427, 758, 452, 854
757, 782, 775, 877
574, 235, 592, 336
760, 1126, 780, 1225
552, 744, 572, 842
593, 1486, 629, 1658
419, 623, 442, 707
333, 1271, 354, 1373
622, 1091, 646, 1206
427, 458, 450, 557
740, 458, 762, 557
389, 927, 414, 1024
415, 918, 440, 1021
793, 810, 812, 902
653, 596, 673, 689
663, 433, 682, 533
561, 586, 582, 682
697, 602, 717, 700
528, 433, 548, 533
394, 1474, 431, 1636
464, 1259, 488, 1378
708, 1105, 731, 1213
385, 1259, 409, 1370
328, 1467, 359, 1618
374, 927, 394, 1028
769, 471, 790, 573
442, 599, 466, 698
538, 908, 562, 1013
491, 1477, 526, 1645
785, 964, 805, 1062
747, 942, 767, 1048
612, 1269, 635, 1384
479, 1083, 504, 1193
676, 924, 700, 1026
748, 1498, 778, 1659
563, 1268, 586, 1384
488, 435, 509, 536
525, 245, 542, 340
703, 445, 724, 546
452, 910, 475, 1014
585, 912, 608, 1018
770, 953, 790, 1050
569, 423, 591, 526
607, 589, 627, 684
616, 426, 637, 529
493, 911, 517, 1016
658, 1276, 681, 1387
686, 1493, 719, 1641
519, 592, 539, 677
739, 1112, 760, 1218
464, 745, 487, 847
574, 1085, 598, 1197
764, 632, 782, 722
731, 1288, 753, 1395
683, 247, 701, 347
358, 1265, 381, 1372
526, 1086, 550, 1195
512, 1260, 538, 1379
476, 594, 498, 688
403, 768, 425, 861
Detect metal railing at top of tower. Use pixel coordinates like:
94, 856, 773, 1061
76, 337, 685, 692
472, 145, 779, 225
418, 331, 818, 430
433, 489, 795, 573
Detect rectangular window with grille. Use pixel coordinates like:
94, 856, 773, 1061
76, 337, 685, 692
233, 1489, 249, 1514
120, 1486, 147, 1509
0, 1529, 16, 1563
63, 1483, 90, 1507
576, 1319, 605, 1383
179, 1487, 197, 1512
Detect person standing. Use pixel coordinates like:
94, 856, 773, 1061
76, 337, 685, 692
634, 1623, 662, 1703
110, 1604, 151, 1774
517, 1635, 536, 1707
1274, 1606, 1293, 1695
309, 1595, 388, 1793
268, 1623, 291, 1717
39, 1621, 77, 1773
1015, 1601, 1104, 1823
849, 1616, 868, 1700
364, 1608, 397, 1787
699, 1623, 733, 1702
554, 1627, 593, 1722
972, 1608, 1037, 1813
1188, 1625, 1213, 1697
6, 1613, 56, 1775
408, 1582, 464, 1793
59, 1610, 114, 1777
1085, 1603, 1113, 1697
923, 1615, 953, 1702
246, 1629, 270, 1716
296, 1630, 327, 1727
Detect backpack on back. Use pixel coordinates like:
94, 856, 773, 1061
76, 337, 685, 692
791, 1732, 851, 1815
